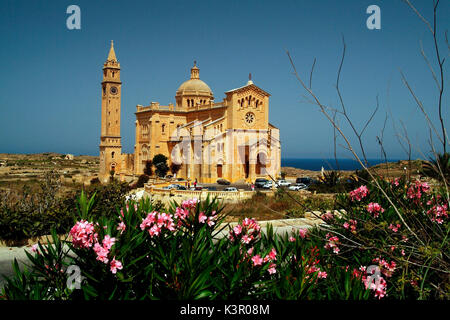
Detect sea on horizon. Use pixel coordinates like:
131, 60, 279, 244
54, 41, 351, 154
281, 158, 404, 171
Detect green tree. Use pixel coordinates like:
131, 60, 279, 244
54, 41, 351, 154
170, 162, 182, 176
152, 154, 169, 177
143, 160, 153, 176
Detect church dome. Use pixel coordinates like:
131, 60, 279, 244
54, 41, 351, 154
177, 79, 212, 95
176, 62, 213, 97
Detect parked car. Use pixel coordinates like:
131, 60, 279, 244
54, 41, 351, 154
177, 185, 187, 190
190, 185, 203, 190
217, 178, 231, 185
288, 183, 307, 191
276, 179, 291, 187
224, 187, 238, 192
255, 178, 270, 188
262, 181, 275, 189
296, 177, 313, 186
162, 184, 179, 190
205, 186, 217, 191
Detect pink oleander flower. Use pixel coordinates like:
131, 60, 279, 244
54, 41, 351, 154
361, 266, 387, 299
110, 257, 123, 274
70, 220, 96, 249
388, 223, 401, 233
181, 198, 199, 209
251, 254, 263, 266
241, 235, 251, 244
318, 271, 327, 279
324, 233, 340, 254
31, 244, 39, 254
198, 212, 207, 223
117, 221, 126, 234
140, 212, 157, 230
102, 235, 115, 250
93, 242, 109, 264
148, 225, 161, 237
343, 219, 357, 232
268, 263, 277, 274
367, 202, 385, 218
407, 180, 431, 203
349, 185, 369, 202
426, 201, 448, 224
175, 207, 189, 220
207, 216, 216, 227
373, 257, 396, 278
229, 217, 261, 246
392, 178, 400, 187
268, 248, 277, 261
298, 228, 308, 239
288, 236, 296, 242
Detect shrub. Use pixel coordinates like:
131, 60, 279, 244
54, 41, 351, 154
135, 174, 149, 188
217, 178, 230, 185
152, 154, 169, 177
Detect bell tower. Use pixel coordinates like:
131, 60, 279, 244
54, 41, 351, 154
99, 40, 122, 181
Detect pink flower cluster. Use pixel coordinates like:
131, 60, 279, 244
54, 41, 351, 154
388, 223, 401, 233
174, 199, 217, 227
181, 198, 199, 209
229, 218, 261, 245
372, 257, 396, 278
303, 247, 327, 280
250, 247, 277, 274
198, 211, 217, 226
426, 196, 448, 224
367, 202, 385, 218
110, 257, 123, 274
391, 178, 400, 187
288, 228, 308, 242
360, 266, 387, 299
324, 233, 340, 254
140, 211, 176, 237
343, 219, 357, 232
349, 185, 369, 202
69, 220, 96, 249
407, 180, 430, 202
70, 220, 123, 275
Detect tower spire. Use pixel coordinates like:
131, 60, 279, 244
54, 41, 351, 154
247, 72, 253, 85
190, 61, 199, 79
107, 40, 117, 61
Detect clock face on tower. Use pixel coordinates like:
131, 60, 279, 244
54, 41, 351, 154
245, 112, 255, 126
110, 86, 118, 95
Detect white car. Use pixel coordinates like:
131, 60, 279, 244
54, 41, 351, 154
262, 181, 275, 189
276, 180, 291, 187
288, 183, 307, 191
163, 184, 180, 190
224, 187, 238, 192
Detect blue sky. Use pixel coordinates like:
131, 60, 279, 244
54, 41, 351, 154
0, 0, 448, 160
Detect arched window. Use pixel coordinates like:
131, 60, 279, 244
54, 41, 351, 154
248, 95, 252, 107
111, 151, 115, 159
187, 99, 190, 107
191, 99, 194, 106
162, 124, 166, 133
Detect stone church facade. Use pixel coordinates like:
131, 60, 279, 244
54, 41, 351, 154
99, 41, 281, 183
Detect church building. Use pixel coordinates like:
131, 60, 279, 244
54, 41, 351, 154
99, 41, 281, 183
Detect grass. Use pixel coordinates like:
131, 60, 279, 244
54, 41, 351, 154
222, 190, 335, 221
